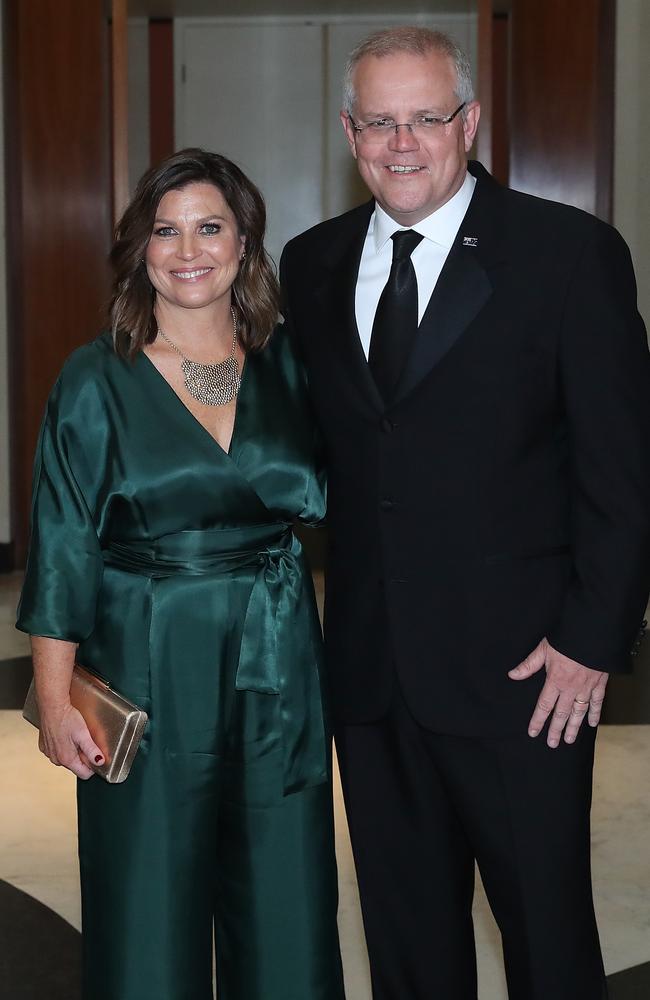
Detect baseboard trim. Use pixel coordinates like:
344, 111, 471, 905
0, 542, 15, 572
0, 656, 32, 709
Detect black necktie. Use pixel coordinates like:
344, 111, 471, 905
368, 229, 424, 402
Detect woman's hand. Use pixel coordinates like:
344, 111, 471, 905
30, 634, 104, 779
38, 700, 104, 779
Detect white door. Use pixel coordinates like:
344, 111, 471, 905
175, 19, 325, 266
175, 15, 477, 263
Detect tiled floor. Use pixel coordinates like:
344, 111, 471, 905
2, 572, 649, 999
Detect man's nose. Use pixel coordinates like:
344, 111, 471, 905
388, 123, 420, 152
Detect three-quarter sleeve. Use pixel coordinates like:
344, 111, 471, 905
273, 320, 327, 527
16, 352, 110, 642
298, 424, 327, 527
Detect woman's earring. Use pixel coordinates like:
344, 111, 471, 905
240, 250, 247, 261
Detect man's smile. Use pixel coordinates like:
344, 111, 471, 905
386, 165, 426, 174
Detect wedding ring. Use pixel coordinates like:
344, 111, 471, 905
574, 698, 589, 705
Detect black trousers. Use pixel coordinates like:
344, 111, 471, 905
335, 684, 607, 1000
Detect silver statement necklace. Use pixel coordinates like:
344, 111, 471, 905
157, 307, 241, 406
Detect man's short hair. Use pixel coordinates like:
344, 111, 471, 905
342, 26, 475, 115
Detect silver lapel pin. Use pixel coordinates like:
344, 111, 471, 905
462, 236, 479, 247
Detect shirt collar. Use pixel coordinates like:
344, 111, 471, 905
371, 171, 477, 254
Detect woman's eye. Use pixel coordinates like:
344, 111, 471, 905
200, 222, 221, 235
153, 226, 176, 237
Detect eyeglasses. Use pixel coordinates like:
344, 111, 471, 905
348, 103, 466, 145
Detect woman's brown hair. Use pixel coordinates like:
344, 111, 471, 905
109, 148, 280, 358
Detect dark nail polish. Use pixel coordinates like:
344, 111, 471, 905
95, 755, 103, 764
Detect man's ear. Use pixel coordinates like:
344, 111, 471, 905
462, 101, 481, 153
340, 111, 358, 160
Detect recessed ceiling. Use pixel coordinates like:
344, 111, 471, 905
127, 0, 478, 17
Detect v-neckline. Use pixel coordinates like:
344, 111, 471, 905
138, 347, 249, 460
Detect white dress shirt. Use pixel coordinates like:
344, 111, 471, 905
355, 171, 476, 359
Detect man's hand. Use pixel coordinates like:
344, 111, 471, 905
508, 638, 608, 747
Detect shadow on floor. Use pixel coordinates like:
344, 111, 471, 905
608, 962, 650, 999
0, 880, 81, 1000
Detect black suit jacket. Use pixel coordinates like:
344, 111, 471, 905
280, 162, 650, 736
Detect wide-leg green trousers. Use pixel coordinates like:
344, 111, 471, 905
77, 683, 345, 1000
16, 330, 345, 999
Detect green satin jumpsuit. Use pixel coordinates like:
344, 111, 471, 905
17, 330, 345, 1000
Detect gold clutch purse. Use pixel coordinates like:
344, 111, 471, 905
22, 664, 148, 783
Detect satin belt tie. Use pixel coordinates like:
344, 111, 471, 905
102, 524, 327, 795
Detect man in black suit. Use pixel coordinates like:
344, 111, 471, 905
280, 26, 650, 1000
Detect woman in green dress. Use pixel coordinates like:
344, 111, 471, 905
17, 148, 345, 1000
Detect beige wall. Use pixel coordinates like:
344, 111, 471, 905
614, 0, 650, 328
128, 18, 150, 197
0, 6, 10, 545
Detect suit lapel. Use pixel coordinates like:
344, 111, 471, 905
393, 163, 507, 405
313, 201, 384, 411
307, 164, 507, 411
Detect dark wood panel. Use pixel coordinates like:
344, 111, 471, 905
491, 12, 509, 185
594, 0, 615, 222
474, 3, 510, 185
476, 0, 494, 173
149, 18, 175, 165
509, 0, 614, 219
3, 0, 111, 565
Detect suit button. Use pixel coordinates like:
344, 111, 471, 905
380, 417, 395, 433
379, 499, 394, 511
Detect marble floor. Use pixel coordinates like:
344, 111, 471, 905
1, 572, 649, 999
